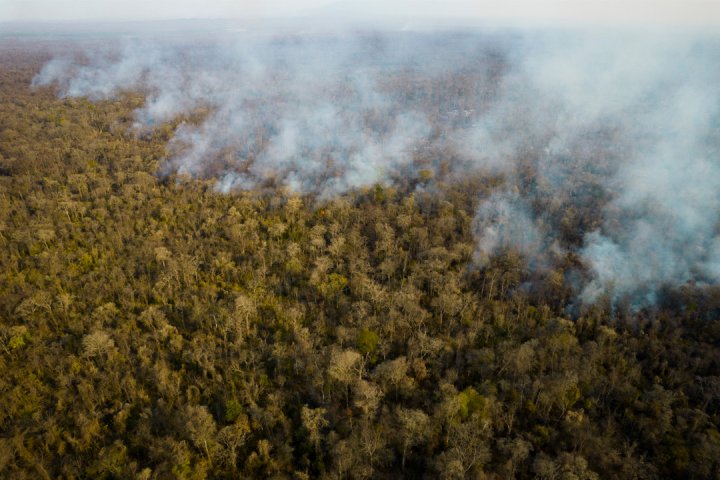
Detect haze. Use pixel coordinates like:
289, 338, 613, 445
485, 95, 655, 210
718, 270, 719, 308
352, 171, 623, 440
2, 0, 720, 28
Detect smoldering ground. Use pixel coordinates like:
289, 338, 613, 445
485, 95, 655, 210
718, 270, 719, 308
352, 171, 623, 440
32, 25, 720, 310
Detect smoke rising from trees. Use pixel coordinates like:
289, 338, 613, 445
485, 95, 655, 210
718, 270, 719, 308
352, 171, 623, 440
32, 27, 720, 309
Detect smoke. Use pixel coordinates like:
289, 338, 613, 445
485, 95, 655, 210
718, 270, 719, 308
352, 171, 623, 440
33, 33, 491, 196
473, 188, 543, 267
550, 34, 720, 307
468, 31, 720, 308
32, 26, 720, 309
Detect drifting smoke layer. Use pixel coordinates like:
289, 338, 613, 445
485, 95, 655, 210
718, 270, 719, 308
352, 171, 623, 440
33, 28, 720, 308
544, 35, 720, 306
33, 33, 508, 195
474, 188, 542, 266
467, 32, 720, 307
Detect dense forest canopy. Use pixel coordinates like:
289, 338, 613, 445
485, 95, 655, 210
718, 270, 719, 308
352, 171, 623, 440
0, 27, 719, 479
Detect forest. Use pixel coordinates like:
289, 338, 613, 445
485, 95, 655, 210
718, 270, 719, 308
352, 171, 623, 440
1, 30, 720, 479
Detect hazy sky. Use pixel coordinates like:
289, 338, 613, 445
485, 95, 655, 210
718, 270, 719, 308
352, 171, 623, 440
1, 0, 719, 27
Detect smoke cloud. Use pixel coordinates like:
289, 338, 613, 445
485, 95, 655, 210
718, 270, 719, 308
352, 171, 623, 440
468, 32, 720, 308
32, 26, 720, 309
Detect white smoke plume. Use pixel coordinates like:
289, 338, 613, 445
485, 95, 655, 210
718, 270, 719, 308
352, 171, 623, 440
32, 26, 720, 308
473, 188, 543, 266
469, 31, 720, 308
33, 32, 497, 197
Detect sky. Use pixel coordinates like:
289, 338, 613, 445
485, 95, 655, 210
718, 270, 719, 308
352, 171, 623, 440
2, 0, 720, 28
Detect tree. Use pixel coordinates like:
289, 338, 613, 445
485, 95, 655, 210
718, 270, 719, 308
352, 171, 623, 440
179, 405, 219, 465
395, 407, 430, 471
328, 348, 362, 406
301, 405, 328, 450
